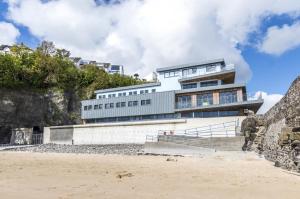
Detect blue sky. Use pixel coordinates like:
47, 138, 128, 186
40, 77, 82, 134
1, 0, 300, 112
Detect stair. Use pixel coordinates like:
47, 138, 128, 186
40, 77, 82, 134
157, 135, 244, 151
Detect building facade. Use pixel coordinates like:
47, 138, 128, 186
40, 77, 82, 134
69, 57, 124, 75
81, 59, 263, 123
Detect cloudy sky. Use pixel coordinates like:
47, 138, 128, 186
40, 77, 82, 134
1, 0, 300, 113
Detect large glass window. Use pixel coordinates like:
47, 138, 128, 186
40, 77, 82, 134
197, 93, 213, 107
200, 80, 218, 87
219, 91, 237, 104
177, 95, 192, 108
182, 83, 197, 89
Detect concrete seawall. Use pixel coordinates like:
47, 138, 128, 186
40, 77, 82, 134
44, 116, 246, 145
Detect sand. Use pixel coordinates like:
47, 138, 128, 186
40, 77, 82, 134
0, 151, 299, 199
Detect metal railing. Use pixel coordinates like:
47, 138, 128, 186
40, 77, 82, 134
146, 120, 240, 142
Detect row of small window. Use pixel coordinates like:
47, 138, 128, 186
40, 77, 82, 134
164, 64, 219, 78
98, 89, 156, 99
181, 80, 219, 89
83, 99, 151, 111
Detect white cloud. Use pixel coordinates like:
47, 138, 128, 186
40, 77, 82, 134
0, 21, 20, 45
254, 91, 283, 114
5, 0, 300, 77
258, 22, 300, 55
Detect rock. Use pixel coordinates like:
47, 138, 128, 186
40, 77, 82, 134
274, 161, 281, 167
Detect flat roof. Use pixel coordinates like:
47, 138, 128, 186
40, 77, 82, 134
156, 58, 225, 72
94, 82, 161, 94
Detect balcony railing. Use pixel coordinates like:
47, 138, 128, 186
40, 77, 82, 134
176, 94, 262, 109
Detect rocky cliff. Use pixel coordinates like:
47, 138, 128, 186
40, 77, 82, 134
249, 76, 300, 171
0, 89, 81, 143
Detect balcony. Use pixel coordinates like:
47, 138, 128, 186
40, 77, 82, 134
176, 94, 263, 111
179, 65, 236, 84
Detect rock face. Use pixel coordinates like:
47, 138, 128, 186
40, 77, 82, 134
247, 76, 300, 172
0, 89, 81, 143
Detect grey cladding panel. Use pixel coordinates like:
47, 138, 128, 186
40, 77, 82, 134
81, 91, 175, 119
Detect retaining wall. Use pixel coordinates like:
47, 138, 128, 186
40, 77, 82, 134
44, 116, 246, 145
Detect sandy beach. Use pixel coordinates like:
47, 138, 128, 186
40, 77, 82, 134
0, 151, 299, 199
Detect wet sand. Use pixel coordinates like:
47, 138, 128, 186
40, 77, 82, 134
0, 151, 299, 199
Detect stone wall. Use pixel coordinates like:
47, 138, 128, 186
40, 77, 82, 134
252, 76, 300, 171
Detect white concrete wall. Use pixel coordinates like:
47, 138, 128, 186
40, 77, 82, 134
43, 127, 51, 144
45, 116, 246, 145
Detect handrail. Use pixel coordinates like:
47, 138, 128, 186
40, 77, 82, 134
156, 119, 239, 138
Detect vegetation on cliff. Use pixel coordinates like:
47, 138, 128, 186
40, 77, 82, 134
0, 41, 145, 99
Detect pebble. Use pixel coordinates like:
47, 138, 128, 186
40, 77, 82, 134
6, 143, 144, 155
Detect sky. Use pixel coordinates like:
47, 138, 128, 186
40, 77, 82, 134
1, 0, 300, 113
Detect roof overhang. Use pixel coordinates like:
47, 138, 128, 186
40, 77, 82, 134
175, 83, 246, 94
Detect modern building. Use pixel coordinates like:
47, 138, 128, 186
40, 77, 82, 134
69, 57, 124, 75
81, 59, 263, 123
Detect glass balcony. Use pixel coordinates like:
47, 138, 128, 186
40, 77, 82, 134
175, 93, 262, 110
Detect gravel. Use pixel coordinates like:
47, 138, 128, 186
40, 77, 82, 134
5, 144, 144, 155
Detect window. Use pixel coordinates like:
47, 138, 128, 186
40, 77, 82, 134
200, 80, 218, 87
152, 89, 156, 93
108, 94, 111, 98
182, 69, 189, 76
219, 91, 237, 104
105, 103, 110, 109
84, 106, 88, 110
102, 95, 106, 98
197, 93, 213, 107
117, 102, 126, 108
164, 71, 179, 78
99, 104, 103, 109
145, 90, 149, 93
110, 103, 114, 108
128, 101, 138, 107
177, 96, 192, 108
123, 92, 126, 96
129, 92, 133, 95
94, 104, 99, 110
140, 90, 144, 94
133, 91, 137, 95
118, 93, 122, 97
206, 65, 216, 72
192, 68, 197, 74
88, 105, 92, 110
112, 94, 116, 98
182, 83, 197, 89
141, 99, 151, 105
98, 95, 102, 99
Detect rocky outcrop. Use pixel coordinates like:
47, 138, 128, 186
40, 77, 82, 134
247, 76, 300, 172
0, 89, 81, 143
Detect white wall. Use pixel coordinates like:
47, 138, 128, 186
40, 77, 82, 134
45, 116, 246, 145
